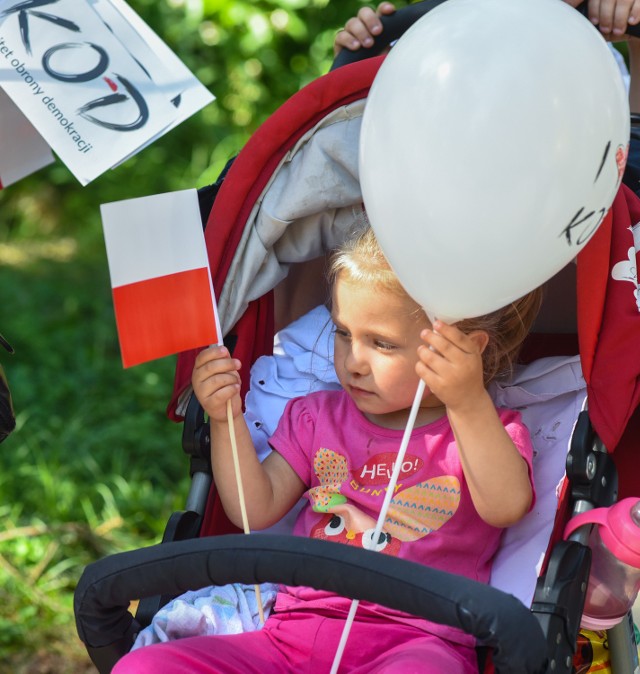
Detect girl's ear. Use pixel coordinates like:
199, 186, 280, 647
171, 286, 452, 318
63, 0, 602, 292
468, 330, 489, 354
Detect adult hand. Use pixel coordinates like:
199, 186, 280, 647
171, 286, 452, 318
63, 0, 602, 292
564, 0, 640, 38
333, 2, 396, 56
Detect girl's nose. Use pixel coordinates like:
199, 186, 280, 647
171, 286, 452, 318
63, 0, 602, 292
345, 343, 368, 375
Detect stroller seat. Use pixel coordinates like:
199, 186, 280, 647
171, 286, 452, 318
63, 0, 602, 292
131, 303, 588, 653
74, 283, 612, 673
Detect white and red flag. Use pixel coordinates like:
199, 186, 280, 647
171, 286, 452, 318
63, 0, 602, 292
101, 189, 220, 368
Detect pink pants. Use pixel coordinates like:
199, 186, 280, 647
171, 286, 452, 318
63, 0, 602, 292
112, 608, 478, 673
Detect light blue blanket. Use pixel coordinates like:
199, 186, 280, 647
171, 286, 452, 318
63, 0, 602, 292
132, 583, 278, 649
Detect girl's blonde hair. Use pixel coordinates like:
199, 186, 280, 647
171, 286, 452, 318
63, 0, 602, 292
328, 227, 543, 384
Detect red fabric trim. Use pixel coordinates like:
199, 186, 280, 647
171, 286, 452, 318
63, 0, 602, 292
201, 492, 241, 538
482, 652, 495, 674
576, 207, 613, 386
540, 476, 571, 578
614, 405, 640, 499
580, 185, 640, 450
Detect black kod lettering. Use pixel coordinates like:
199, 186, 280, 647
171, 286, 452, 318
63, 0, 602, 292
3, 0, 150, 133
42, 42, 108, 82
2, 0, 79, 55
77, 74, 149, 131
560, 207, 606, 247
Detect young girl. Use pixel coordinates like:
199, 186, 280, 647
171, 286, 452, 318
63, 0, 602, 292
114, 227, 542, 674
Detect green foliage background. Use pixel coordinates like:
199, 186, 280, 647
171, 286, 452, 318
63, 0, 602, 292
0, 0, 399, 670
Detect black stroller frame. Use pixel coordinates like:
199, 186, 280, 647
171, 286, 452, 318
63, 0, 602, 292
74, 2, 640, 672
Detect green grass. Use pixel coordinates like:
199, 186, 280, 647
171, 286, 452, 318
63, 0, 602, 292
0, 237, 189, 671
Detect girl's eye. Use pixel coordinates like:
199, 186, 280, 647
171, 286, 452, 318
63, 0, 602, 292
375, 340, 396, 351
333, 327, 349, 339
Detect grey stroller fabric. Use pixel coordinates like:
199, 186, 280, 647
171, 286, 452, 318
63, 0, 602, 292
217, 101, 365, 337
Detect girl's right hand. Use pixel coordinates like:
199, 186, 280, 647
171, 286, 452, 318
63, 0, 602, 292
192, 346, 242, 422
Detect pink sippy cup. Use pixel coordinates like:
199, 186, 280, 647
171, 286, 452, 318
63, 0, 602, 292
564, 497, 640, 630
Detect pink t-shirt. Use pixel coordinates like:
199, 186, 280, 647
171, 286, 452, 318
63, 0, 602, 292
269, 389, 535, 644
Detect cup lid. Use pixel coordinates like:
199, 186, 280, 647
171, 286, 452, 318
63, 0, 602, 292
565, 498, 640, 568
599, 498, 640, 568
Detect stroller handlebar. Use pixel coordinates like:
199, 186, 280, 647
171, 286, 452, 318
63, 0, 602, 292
75, 534, 548, 674
330, 0, 640, 71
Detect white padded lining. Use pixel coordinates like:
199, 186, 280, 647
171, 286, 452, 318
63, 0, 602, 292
216, 101, 367, 338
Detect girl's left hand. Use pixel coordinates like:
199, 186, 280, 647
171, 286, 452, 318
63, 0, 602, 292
416, 321, 488, 411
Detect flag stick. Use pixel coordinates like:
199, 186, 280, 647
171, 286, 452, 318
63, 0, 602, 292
226, 399, 266, 624
329, 379, 426, 673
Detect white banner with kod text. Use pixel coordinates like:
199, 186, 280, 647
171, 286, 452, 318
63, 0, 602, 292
0, 0, 214, 185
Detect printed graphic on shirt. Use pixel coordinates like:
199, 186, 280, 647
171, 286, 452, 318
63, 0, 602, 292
311, 511, 402, 555
354, 451, 424, 485
386, 476, 460, 541
307, 448, 460, 554
310, 447, 350, 511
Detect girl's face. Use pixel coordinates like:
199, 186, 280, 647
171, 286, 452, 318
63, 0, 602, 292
331, 276, 443, 429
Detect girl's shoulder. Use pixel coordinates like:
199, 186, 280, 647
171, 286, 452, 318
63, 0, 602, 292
285, 388, 349, 417
275, 389, 354, 447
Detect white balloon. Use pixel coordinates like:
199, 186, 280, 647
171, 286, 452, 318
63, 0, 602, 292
359, 0, 629, 322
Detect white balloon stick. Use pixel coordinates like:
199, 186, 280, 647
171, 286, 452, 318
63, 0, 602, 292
329, 379, 427, 673
369, 379, 427, 550
329, 599, 359, 674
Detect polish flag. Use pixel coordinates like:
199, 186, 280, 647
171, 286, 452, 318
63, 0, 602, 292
101, 189, 221, 368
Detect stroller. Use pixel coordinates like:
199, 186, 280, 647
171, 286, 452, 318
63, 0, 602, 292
74, 1, 640, 672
